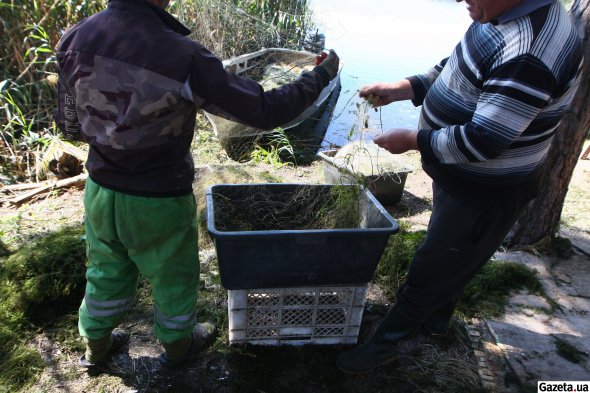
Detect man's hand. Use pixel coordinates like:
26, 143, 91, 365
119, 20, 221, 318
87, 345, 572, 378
317, 50, 340, 81
359, 80, 415, 107
373, 129, 419, 154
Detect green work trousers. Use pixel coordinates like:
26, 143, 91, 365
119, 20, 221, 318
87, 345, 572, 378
79, 177, 199, 343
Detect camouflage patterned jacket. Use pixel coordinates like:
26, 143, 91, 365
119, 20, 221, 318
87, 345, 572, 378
55, 0, 331, 197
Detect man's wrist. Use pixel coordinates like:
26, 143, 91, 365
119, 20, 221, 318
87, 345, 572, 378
417, 129, 436, 163
405, 129, 419, 150
394, 79, 415, 101
313, 65, 330, 85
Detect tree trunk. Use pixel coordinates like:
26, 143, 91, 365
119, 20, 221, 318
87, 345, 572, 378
510, 0, 590, 246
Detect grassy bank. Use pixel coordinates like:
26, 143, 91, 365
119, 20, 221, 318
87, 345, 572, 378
0, 148, 548, 392
0, 225, 86, 391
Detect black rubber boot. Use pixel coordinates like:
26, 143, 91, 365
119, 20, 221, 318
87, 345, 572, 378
336, 305, 422, 374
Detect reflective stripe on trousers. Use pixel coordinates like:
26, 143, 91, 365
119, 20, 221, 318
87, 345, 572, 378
154, 305, 196, 331
83, 295, 135, 318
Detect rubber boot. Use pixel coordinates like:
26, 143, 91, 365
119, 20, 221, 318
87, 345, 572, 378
336, 305, 422, 374
79, 328, 130, 367
159, 322, 217, 368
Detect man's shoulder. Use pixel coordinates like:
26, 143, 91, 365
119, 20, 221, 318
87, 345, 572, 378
57, 10, 105, 50
525, 2, 581, 76
482, 2, 580, 71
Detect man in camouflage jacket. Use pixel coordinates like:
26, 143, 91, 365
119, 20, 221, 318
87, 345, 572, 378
55, 0, 339, 368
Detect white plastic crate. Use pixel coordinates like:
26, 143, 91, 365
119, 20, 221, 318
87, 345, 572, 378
228, 285, 368, 346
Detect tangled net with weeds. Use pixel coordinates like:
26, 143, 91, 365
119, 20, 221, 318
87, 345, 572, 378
259, 60, 314, 90
204, 49, 326, 162
206, 53, 315, 133
213, 184, 361, 231
335, 139, 412, 178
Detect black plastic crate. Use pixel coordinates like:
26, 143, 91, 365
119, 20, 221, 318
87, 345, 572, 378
206, 183, 399, 289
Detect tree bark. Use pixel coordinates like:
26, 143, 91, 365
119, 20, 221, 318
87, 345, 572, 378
510, 0, 590, 246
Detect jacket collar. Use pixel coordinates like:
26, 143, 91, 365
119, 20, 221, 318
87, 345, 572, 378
108, 0, 191, 36
492, 0, 556, 25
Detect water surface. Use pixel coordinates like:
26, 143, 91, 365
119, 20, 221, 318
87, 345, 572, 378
309, 0, 471, 147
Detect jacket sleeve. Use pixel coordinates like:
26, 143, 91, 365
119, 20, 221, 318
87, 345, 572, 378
406, 57, 448, 107
54, 66, 82, 141
187, 45, 330, 130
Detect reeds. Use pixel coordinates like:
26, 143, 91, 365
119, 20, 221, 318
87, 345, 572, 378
0, 1, 105, 181
0, 0, 313, 182
171, 0, 312, 59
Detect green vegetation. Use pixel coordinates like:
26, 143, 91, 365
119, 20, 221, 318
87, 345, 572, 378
212, 184, 361, 231
2, 225, 86, 324
0, 1, 105, 182
458, 261, 544, 318
1, 0, 313, 183
175, 0, 313, 60
250, 127, 330, 167
250, 128, 296, 168
376, 224, 546, 319
0, 344, 45, 393
0, 225, 87, 391
326, 184, 361, 228
0, 238, 9, 257
191, 116, 234, 166
258, 170, 282, 183
376, 222, 426, 299
197, 261, 231, 352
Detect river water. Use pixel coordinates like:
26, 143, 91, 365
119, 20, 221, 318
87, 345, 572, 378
309, 0, 471, 147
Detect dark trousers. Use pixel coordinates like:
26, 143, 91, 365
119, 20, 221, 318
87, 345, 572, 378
395, 182, 525, 321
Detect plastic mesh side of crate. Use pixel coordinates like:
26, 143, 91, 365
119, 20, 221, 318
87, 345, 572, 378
228, 285, 368, 346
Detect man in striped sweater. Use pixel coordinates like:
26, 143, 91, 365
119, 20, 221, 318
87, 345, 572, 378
337, 0, 583, 374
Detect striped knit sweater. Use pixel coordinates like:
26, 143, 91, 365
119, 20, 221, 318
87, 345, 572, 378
409, 0, 583, 202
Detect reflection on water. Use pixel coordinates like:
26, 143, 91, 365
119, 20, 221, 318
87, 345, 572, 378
310, 0, 471, 147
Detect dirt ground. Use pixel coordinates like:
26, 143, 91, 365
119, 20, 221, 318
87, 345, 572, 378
1, 138, 589, 393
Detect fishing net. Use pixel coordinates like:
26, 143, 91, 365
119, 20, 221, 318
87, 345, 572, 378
208, 48, 340, 162
171, 1, 336, 162
333, 101, 413, 178
212, 184, 361, 232
334, 140, 413, 179
316, 100, 414, 207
